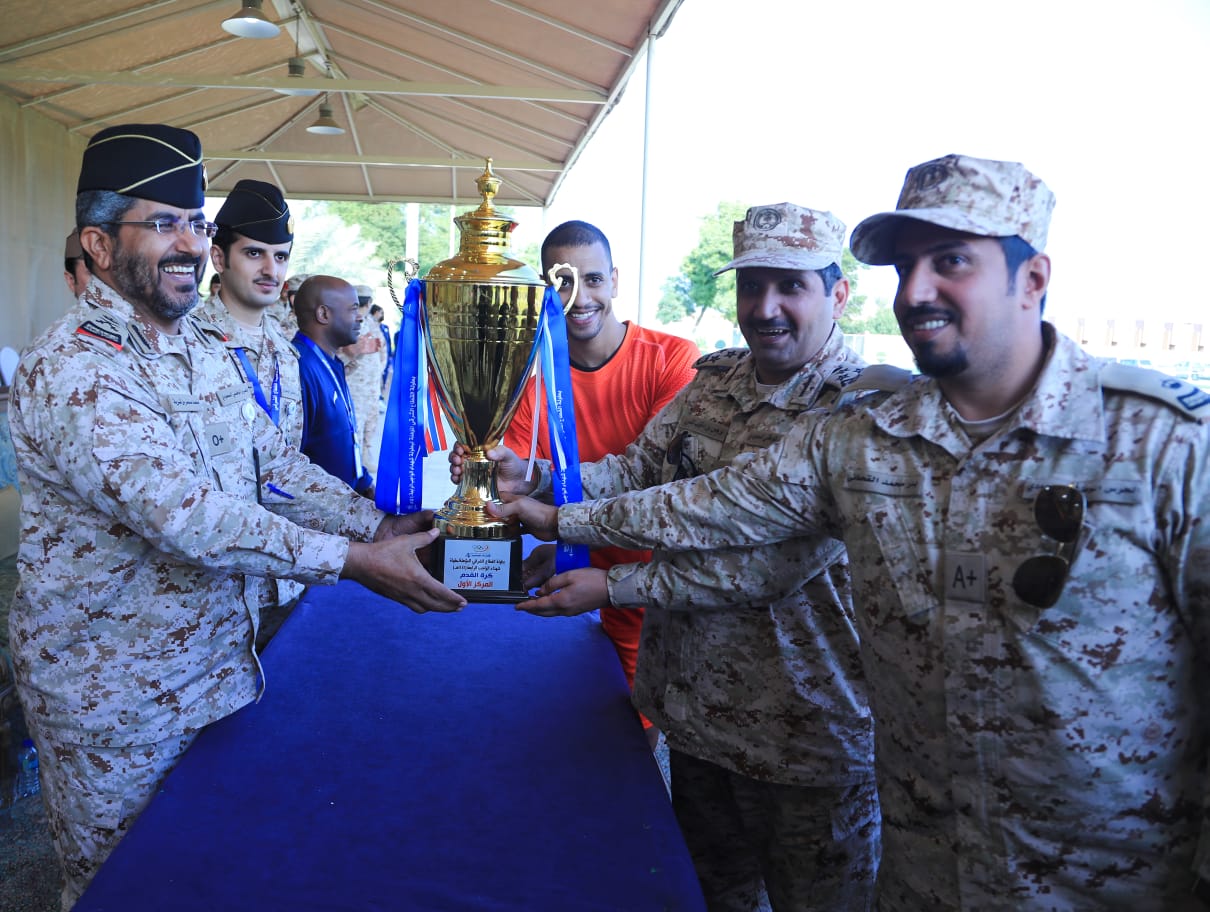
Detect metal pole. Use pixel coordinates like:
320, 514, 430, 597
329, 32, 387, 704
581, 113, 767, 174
637, 30, 655, 325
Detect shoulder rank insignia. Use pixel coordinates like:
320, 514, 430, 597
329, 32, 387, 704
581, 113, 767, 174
693, 347, 747, 370
840, 363, 913, 394
824, 362, 866, 389
1100, 362, 1210, 420
75, 312, 125, 350
189, 314, 229, 343
831, 363, 914, 411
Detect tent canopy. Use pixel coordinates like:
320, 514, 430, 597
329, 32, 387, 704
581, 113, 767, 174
0, 0, 683, 207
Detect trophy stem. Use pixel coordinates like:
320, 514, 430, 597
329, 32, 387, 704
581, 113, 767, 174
434, 447, 518, 540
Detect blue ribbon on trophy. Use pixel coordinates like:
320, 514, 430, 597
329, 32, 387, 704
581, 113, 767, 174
377, 274, 427, 514
535, 282, 589, 573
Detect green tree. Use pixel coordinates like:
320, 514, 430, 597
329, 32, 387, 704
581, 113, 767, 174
658, 201, 746, 326
289, 200, 377, 280
328, 200, 408, 270
839, 298, 899, 334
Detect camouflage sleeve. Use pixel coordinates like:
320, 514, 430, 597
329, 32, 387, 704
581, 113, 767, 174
252, 417, 382, 541
560, 420, 837, 552
580, 387, 686, 499
24, 350, 349, 583
1161, 430, 1210, 886
606, 535, 845, 611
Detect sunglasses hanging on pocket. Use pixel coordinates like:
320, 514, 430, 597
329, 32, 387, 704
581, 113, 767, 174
1011, 484, 1087, 608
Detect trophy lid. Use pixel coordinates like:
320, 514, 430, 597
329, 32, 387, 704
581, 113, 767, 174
424, 159, 543, 287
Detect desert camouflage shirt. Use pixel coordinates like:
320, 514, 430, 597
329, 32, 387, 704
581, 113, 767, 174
8, 277, 383, 747
560, 324, 1210, 909
581, 328, 872, 786
195, 295, 304, 449
195, 295, 307, 608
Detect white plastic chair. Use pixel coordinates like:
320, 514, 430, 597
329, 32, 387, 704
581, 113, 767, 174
0, 347, 18, 387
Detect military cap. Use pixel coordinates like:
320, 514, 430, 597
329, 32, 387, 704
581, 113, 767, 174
76, 123, 206, 210
850, 154, 1055, 265
64, 229, 83, 260
714, 203, 846, 275
215, 179, 293, 244
355, 285, 373, 303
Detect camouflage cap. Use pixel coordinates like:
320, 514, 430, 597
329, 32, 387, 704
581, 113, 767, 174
354, 284, 373, 302
285, 273, 310, 292
849, 154, 1055, 265
715, 203, 845, 275
64, 229, 84, 260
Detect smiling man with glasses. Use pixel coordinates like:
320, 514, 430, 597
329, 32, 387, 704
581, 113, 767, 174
7, 123, 464, 907
494, 155, 1210, 909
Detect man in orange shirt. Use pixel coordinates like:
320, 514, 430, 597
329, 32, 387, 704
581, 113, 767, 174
504, 220, 699, 744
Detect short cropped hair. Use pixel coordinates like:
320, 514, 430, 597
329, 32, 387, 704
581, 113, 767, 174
998, 235, 1047, 313
75, 190, 137, 272
541, 220, 613, 268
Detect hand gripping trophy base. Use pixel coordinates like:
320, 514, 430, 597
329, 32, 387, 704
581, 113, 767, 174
429, 447, 528, 603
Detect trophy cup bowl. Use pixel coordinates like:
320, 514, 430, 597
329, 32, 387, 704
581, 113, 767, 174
418, 160, 577, 601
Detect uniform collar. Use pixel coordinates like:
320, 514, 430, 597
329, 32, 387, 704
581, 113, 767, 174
867, 323, 1105, 446
728, 326, 860, 412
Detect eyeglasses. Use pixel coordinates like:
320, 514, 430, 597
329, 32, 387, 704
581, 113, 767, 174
103, 218, 218, 239
1011, 485, 1086, 608
666, 431, 698, 481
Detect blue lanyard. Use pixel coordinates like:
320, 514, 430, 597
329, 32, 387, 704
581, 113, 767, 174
233, 347, 281, 426
296, 335, 357, 430
296, 334, 363, 478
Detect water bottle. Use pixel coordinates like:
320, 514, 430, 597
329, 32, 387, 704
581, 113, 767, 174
14, 738, 39, 800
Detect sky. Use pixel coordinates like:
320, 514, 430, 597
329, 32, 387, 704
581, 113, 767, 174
514, 0, 1210, 341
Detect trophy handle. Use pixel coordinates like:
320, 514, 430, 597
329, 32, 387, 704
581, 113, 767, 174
546, 263, 580, 315
386, 257, 421, 311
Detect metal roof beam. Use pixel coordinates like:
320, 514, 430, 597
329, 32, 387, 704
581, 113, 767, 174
486, 0, 632, 56
320, 21, 588, 128
0, 66, 607, 103
0, 0, 232, 62
204, 151, 561, 170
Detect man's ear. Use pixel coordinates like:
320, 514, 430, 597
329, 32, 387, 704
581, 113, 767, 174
79, 226, 113, 273
209, 244, 227, 273
1021, 253, 1051, 313
831, 276, 851, 321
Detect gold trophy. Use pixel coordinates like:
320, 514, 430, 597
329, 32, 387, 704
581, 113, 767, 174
421, 159, 577, 602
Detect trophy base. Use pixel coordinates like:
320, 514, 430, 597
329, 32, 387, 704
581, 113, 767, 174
429, 535, 531, 604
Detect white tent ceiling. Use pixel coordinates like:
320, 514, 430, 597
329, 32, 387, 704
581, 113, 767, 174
0, 0, 684, 207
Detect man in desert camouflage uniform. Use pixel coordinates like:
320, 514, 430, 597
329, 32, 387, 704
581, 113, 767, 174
198, 178, 305, 622
497, 155, 1210, 909
340, 284, 385, 473
7, 124, 464, 909
278, 272, 307, 337
487, 205, 880, 911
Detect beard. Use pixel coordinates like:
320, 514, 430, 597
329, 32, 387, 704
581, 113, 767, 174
110, 243, 200, 323
912, 341, 970, 378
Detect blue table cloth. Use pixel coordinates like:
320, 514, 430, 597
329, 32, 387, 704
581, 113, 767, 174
75, 580, 705, 911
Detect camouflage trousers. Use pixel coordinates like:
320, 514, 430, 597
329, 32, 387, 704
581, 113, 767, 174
670, 750, 881, 912
28, 723, 197, 910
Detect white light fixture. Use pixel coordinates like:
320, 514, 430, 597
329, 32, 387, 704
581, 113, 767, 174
274, 18, 320, 97
274, 57, 320, 97
306, 96, 344, 135
222, 0, 280, 39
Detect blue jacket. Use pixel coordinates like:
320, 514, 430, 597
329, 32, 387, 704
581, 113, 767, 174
293, 332, 373, 493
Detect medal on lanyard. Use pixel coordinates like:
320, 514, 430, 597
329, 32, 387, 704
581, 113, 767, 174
234, 348, 281, 426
